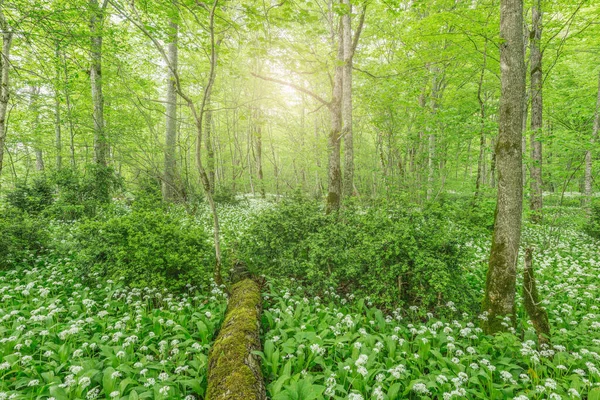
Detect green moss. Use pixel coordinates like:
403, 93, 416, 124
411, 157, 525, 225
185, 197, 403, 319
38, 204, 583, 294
206, 279, 265, 400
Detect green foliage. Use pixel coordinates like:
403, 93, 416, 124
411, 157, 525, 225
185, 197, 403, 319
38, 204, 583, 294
72, 206, 214, 291
258, 226, 600, 400
212, 186, 238, 205
584, 200, 600, 239
0, 260, 227, 399
238, 198, 477, 313
5, 176, 54, 215
0, 207, 50, 269
5, 166, 124, 220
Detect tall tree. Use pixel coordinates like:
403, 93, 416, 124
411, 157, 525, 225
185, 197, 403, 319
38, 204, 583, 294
529, 0, 543, 222
54, 43, 62, 170
475, 40, 489, 198
90, 0, 109, 167
341, 1, 365, 198
482, 0, 526, 334
584, 71, 600, 213
0, 2, 13, 179
326, 17, 344, 213
163, 18, 178, 202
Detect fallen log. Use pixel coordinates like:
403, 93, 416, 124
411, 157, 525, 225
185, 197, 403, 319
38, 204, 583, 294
206, 266, 266, 400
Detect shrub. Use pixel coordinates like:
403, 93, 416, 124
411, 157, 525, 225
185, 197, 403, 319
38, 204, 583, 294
5, 176, 53, 215
73, 207, 214, 291
0, 208, 50, 268
238, 199, 478, 313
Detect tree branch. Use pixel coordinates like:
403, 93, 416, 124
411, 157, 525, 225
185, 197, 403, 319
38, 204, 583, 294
251, 72, 331, 108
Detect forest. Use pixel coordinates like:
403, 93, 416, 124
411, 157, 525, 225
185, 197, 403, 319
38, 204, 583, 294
1, 0, 600, 398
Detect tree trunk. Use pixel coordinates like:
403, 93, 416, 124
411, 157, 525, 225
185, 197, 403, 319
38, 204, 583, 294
163, 20, 179, 202
54, 44, 62, 170
529, 0, 543, 223
326, 22, 344, 213
254, 110, 265, 198
206, 264, 266, 400
584, 71, 600, 213
482, 0, 525, 335
523, 248, 550, 344
62, 50, 77, 169
341, 0, 353, 197
90, 0, 108, 167
475, 40, 488, 198
205, 91, 216, 194
29, 87, 45, 172
0, 8, 13, 179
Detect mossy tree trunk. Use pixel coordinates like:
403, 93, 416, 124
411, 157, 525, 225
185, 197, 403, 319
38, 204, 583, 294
523, 248, 550, 344
482, 0, 525, 335
206, 271, 266, 400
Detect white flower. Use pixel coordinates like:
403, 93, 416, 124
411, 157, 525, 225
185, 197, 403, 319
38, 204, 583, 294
86, 388, 100, 399
412, 382, 430, 395
79, 376, 91, 388
159, 386, 170, 396
348, 393, 364, 400
110, 391, 120, 398
28, 379, 40, 387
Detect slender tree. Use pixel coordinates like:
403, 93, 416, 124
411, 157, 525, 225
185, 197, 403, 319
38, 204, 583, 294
529, 0, 543, 222
584, 71, 600, 213
0, 2, 13, 179
482, 0, 526, 334
163, 18, 178, 202
89, 0, 109, 167
341, 1, 365, 198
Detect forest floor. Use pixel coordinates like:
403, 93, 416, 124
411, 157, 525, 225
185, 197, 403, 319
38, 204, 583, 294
1, 204, 599, 400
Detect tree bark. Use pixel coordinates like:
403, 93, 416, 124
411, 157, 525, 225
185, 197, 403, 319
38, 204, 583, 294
529, 0, 543, 223
523, 248, 550, 344
206, 264, 266, 400
205, 90, 216, 194
254, 110, 265, 198
482, 0, 525, 335
90, 0, 108, 167
54, 44, 63, 170
0, 6, 13, 179
29, 87, 45, 172
341, 0, 364, 197
475, 40, 488, 198
584, 71, 600, 213
163, 20, 179, 201
326, 22, 344, 213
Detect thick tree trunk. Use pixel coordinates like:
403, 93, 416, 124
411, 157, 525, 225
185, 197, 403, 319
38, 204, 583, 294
482, 0, 525, 335
529, 0, 543, 223
90, 0, 108, 167
326, 23, 344, 213
0, 9, 13, 179
584, 72, 600, 213
206, 267, 266, 400
163, 21, 179, 201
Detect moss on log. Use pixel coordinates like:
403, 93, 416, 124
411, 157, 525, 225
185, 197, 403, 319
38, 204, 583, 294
206, 278, 266, 400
